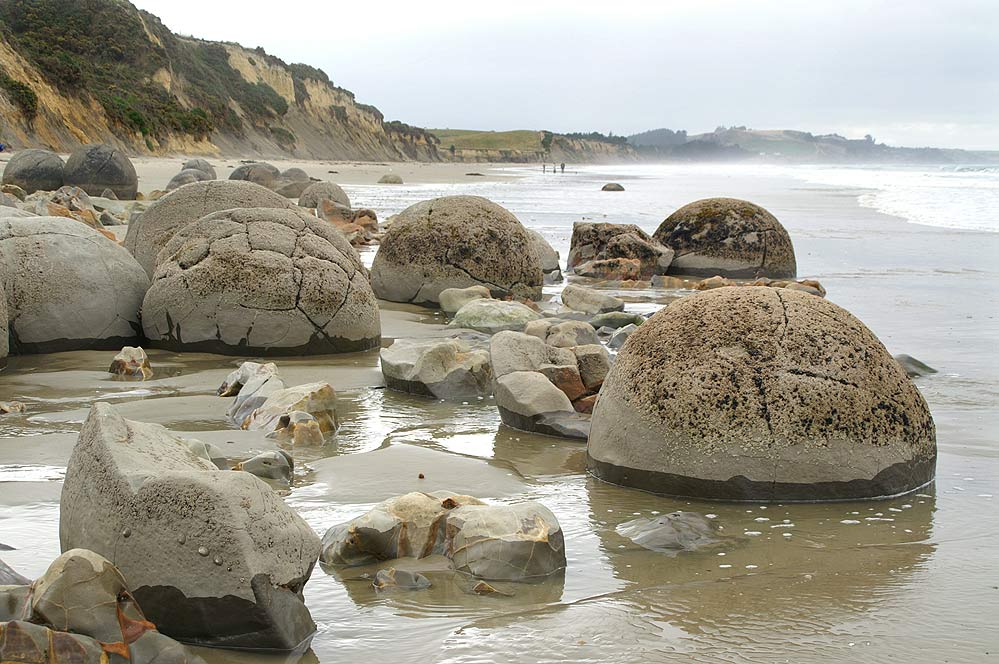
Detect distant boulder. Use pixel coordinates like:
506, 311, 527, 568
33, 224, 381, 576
229, 161, 280, 188
601, 182, 625, 191
378, 173, 403, 184
298, 180, 350, 208
165, 168, 213, 191
64, 144, 138, 199
2, 148, 65, 193
182, 158, 216, 179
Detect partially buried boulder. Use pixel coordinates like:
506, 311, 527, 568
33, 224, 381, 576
272, 168, 312, 198
182, 158, 216, 179
63, 144, 138, 199
568, 222, 673, 279
0, 217, 148, 354
2, 148, 65, 194
370, 195, 543, 305
616, 512, 731, 554
448, 299, 541, 335
320, 490, 566, 581
298, 180, 350, 208
166, 168, 213, 191
381, 337, 492, 400
229, 161, 280, 188
378, 173, 403, 184
495, 371, 588, 439
142, 206, 380, 355
601, 183, 624, 191
587, 287, 937, 501
60, 402, 321, 650
654, 197, 796, 278
124, 179, 295, 276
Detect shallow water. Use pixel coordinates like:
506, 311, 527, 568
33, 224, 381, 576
1, 164, 997, 662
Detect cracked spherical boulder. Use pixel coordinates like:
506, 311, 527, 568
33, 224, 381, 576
587, 287, 937, 501
64, 143, 138, 199
124, 179, 295, 276
141, 206, 380, 355
2, 148, 65, 194
0, 217, 148, 354
370, 195, 543, 305
654, 197, 797, 278
60, 402, 322, 650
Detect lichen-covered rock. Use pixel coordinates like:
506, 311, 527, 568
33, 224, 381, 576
561, 284, 624, 315
654, 198, 797, 278
60, 403, 321, 650
568, 222, 673, 279
124, 179, 295, 276
166, 168, 213, 191
587, 287, 937, 501
182, 158, 216, 180
142, 206, 380, 355
0, 217, 148, 354
2, 149, 65, 194
64, 144, 138, 199
616, 512, 730, 554
298, 180, 350, 208
108, 346, 152, 379
448, 299, 541, 335
378, 173, 403, 184
371, 195, 543, 305
381, 337, 492, 400
320, 490, 565, 581
229, 161, 280, 188
439, 285, 492, 315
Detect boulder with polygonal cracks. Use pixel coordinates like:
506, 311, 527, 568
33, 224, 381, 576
60, 403, 321, 650
142, 206, 380, 355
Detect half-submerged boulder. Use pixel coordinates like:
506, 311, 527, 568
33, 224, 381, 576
370, 195, 543, 305
60, 403, 321, 650
2, 148, 65, 194
381, 337, 492, 400
64, 144, 138, 200
601, 183, 625, 191
108, 346, 153, 379
378, 173, 403, 184
320, 490, 565, 581
124, 179, 295, 276
587, 287, 937, 501
568, 222, 673, 279
654, 197, 797, 278
142, 206, 380, 355
0, 217, 148, 354
617, 512, 731, 555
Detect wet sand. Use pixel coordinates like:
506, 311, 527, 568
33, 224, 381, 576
1, 161, 997, 663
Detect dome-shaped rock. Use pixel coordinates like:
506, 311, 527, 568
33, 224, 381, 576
142, 206, 380, 355
378, 173, 403, 184
298, 181, 350, 209
165, 168, 213, 191
63, 144, 138, 200
587, 286, 936, 501
182, 158, 216, 179
653, 197, 796, 278
124, 179, 295, 276
229, 161, 280, 188
0, 217, 149, 353
601, 182, 625, 192
2, 148, 65, 194
371, 195, 543, 305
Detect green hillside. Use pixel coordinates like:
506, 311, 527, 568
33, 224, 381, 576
429, 129, 542, 151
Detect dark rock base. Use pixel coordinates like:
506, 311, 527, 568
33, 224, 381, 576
498, 406, 589, 440
148, 334, 380, 357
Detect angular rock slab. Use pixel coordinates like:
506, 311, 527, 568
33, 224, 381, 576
495, 371, 589, 440
59, 403, 322, 650
561, 284, 624, 315
142, 206, 380, 355
381, 337, 492, 400
587, 287, 937, 501
0, 217, 148, 354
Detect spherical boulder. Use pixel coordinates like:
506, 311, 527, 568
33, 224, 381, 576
63, 144, 138, 199
654, 197, 796, 278
2, 148, 65, 193
298, 181, 350, 209
601, 182, 625, 192
587, 286, 936, 501
142, 206, 380, 355
229, 161, 280, 187
165, 168, 212, 191
0, 217, 149, 353
124, 179, 295, 276
182, 158, 216, 179
370, 195, 543, 305
378, 173, 403, 184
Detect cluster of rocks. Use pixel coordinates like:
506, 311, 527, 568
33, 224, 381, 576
3, 144, 138, 199
0, 549, 206, 663
229, 161, 316, 198
568, 222, 674, 280
320, 490, 566, 581
299, 180, 382, 247
693, 274, 827, 297
164, 158, 217, 192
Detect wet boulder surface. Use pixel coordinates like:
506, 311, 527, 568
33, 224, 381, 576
370, 195, 543, 305
654, 197, 797, 279
1, 148, 65, 194
59, 403, 322, 651
0, 217, 148, 354
587, 286, 937, 501
141, 206, 381, 355
63, 144, 138, 200
616, 512, 732, 555
381, 337, 492, 400
320, 491, 566, 582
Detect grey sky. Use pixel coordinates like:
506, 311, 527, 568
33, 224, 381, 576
133, 0, 999, 150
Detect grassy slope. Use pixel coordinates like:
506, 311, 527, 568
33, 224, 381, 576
429, 129, 541, 151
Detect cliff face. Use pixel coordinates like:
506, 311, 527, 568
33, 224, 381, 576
439, 133, 638, 163
0, 0, 440, 160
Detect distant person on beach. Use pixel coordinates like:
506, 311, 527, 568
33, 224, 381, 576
543, 163, 546, 173
0, 143, 5, 152
560, 163, 565, 173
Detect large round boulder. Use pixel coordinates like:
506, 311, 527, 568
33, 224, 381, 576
2, 148, 65, 193
229, 161, 280, 188
165, 168, 212, 191
124, 179, 295, 276
371, 195, 543, 305
587, 287, 936, 501
63, 144, 138, 200
182, 158, 216, 179
653, 197, 796, 278
0, 217, 149, 353
298, 180, 350, 209
142, 206, 380, 355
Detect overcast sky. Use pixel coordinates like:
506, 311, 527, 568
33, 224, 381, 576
133, 0, 999, 150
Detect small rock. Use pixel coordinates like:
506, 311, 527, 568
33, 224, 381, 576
0, 401, 26, 415
108, 346, 153, 379
572, 344, 611, 390
609, 323, 638, 349
244, 382, 339, 439
561, 284, 624, 315
471, 580, 513, 596
694, 275, 736, 290
894, 354, 938, 378
588, 311, 645, 330
372, 568, 431, 590
236, 450, 293, 482
601, 183, 625, 191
